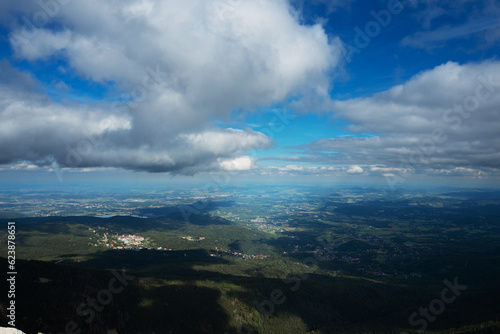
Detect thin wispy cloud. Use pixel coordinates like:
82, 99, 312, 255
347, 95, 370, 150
402, 18, 500, 48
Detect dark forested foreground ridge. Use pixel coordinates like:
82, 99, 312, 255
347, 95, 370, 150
1, 186, 500, 333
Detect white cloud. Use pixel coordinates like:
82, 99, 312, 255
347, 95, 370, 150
347, 165, 363, 173
296, 61, 500, 176
219, 156, 255, 171
0, 0, 342, 174
9, 0, 341, 101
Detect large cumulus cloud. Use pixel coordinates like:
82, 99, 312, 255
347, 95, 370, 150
296, 61, 500, 177
0, 0, 342, 174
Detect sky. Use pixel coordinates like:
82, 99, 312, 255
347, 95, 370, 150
0, 0, 500, 188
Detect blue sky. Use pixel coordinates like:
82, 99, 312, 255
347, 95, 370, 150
0, 0, 500, 187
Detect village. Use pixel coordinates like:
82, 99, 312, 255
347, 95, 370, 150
210, 247, 270, 260
88, 227, 154, 250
